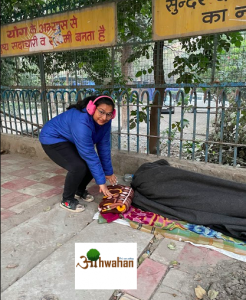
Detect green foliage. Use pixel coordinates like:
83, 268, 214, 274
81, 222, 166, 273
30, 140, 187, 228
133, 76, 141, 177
1, 0, 45, 23
1, 58, 16, 86
1, 0, 109, 24
203, 97, 246, 166
1, 0, 245, 162
179, 93, 246, 166
118, 0, 152, 43
160, 118, 190, 151
86, 249, 100, 261
129, 109, 148, 129
182, 141, 204, 157
168, 33, 244, 94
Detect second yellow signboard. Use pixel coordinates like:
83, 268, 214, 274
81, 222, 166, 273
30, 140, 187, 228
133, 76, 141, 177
153, 0, 246, 40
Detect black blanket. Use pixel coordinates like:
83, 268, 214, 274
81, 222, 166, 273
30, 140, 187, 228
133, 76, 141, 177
131, 159, 246, 241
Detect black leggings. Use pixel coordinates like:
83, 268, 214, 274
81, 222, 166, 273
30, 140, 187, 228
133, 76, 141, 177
41, 142, 93, 201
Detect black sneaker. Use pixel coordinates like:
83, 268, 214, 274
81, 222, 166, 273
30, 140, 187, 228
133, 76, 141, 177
75, 190, 94, 202
60, 199, 85, 213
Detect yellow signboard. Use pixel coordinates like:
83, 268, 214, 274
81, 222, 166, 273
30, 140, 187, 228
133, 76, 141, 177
1, 3, 116, 57
153, 0, 246, 40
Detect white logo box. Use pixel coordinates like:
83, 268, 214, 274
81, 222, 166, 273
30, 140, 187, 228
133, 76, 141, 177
75, 242, 137, 289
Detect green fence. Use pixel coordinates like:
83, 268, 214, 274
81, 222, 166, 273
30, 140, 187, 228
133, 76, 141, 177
1, 0, 246, 168
1, 87, 246, 167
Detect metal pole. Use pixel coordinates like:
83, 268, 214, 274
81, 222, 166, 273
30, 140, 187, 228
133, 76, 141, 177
211, 34, 219, 124
39, 53, 49, 124
15, 57, 19, 86
74, 51, 78, 92
211, 34, 218, 84
111, 47, 115, 87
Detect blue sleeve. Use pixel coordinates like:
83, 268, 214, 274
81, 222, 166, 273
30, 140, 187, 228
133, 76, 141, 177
70, 119, 106, 185
96, 125, 113, 176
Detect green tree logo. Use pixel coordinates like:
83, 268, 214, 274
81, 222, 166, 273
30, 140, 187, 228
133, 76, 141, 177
86, 249, 100, 268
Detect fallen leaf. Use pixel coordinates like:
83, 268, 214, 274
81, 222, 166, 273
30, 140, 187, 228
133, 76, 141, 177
6, 264, 19, 269
208, 289, 219, 299
194, 273, 202, 281
138, 257, 144, 265
195, 285, 206, 299
43, 206, 51, 212
167, 242, 176, 250
56, 243, 62, 247
169, 260, 179, 266
155, 233, 164, 240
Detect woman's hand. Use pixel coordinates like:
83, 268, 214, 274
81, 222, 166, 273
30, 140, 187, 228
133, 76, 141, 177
106, 174, 118, 186
99, 184, 112, 197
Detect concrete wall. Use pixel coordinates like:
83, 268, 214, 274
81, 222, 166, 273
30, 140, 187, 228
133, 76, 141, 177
1, 133, 246, 184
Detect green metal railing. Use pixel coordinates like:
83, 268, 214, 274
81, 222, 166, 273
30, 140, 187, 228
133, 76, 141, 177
1, 87, 245, 167
1, 1, 246, 168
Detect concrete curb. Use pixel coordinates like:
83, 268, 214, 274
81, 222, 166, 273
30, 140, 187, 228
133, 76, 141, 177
1, 133, 246, 184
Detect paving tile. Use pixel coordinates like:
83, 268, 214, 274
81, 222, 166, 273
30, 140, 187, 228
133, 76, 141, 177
151, 238, 185, 266
124, 258, 168, 300
25, 171, 58, 182
8, 168, 40, 178
36, 187, 64, 199
177, 243, 209, 268
152, 283, 192, 300
1, 158, 19, 164
1, 192, 33, 209
0, 161, 12, 167
1, 175, 19, 184
40, 175, 66, 186
18, 159, 47, 167
9, 158, 33, 165
1, 191, 30, 202
175, 243, 230, 274
88, 184, 101, 199
8, 197, 44, 214
2, 164, 25, 173
2, 155, 28, 162
2, 178, 37, 191
53, 168, 67, 175
120, 294, 140, 300
18, 183, 54, 196
1, 212, 153, 298
28, 164, 55, 171
161, 269, 194, 295
1, 188, 12, 196
29, 164, 52, 171
202, 244, 231, 265
1, 209, 16, 220
1, 155, 10, 161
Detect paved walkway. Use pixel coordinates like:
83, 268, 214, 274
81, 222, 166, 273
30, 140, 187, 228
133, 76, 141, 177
1, 153, 235, 300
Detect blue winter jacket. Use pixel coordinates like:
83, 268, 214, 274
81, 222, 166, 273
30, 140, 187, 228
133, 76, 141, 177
39, 108, 113, 185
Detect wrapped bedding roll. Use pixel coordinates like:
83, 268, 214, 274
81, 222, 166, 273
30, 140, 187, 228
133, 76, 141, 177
98, 185, 134, 214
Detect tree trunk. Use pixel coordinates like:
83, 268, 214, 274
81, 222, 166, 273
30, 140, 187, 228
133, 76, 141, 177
149, 41, 166, 154
121, 44, 133, 129
50, 73, 56, 113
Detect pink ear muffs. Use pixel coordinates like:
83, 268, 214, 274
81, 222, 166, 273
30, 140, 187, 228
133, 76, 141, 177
86, 96, 116, 119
